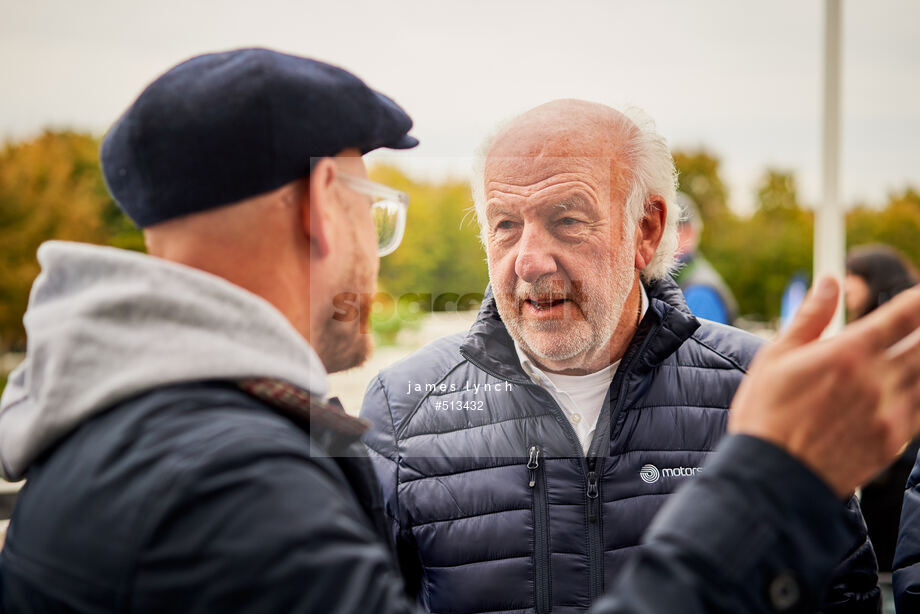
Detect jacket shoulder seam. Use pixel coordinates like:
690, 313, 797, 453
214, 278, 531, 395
401, 459, 526, 484
401, 411, 551, 442
656, 363, 740, 372
685, 335, 750, 373
394, 356, 470, 439
628, 404, 730, 412
412, 505, 531, 528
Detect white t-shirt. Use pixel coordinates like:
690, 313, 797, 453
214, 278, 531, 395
513, 287, 649, 455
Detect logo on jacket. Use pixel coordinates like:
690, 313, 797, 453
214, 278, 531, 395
640, 463, 702, 484
639, 464, 660, 483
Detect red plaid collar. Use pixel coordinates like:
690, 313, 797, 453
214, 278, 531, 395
238, 377, 368, 437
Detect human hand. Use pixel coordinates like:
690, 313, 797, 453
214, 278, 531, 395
729, 276, 920, 498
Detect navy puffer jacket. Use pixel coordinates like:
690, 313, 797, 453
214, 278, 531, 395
362, 279, 879, 614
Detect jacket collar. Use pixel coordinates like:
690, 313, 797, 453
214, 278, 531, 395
238, 378, 368, 455
459, 277, 700, 382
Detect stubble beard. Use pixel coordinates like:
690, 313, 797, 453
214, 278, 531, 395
315, 237, 376, 375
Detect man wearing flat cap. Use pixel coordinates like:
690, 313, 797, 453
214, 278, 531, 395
0, 47, 420, 612
3, 46, 920, 614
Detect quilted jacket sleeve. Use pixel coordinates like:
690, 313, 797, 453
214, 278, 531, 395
893, 451, 920, 611
128, 437, 417, 613
361, 376, 425, 602
817, 495, 881, 613
591, 435, 865, 614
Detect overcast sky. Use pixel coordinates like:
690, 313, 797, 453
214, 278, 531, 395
2, 0, 918, 212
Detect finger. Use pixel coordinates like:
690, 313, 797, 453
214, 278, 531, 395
885, 322, 920, 363
776, 276, 840, 350
856, 286, 920, 353
884, 326, 920, 404
880, 372, 920, 457
880, 327, 920, 443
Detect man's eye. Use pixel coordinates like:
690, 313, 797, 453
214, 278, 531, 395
558, 217, 581, 226
495, 220, 515, 230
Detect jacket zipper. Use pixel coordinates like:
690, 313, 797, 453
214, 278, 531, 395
586, 457, 602, 600
528, 445, 551, 614
580, 320, 660, 599
460, 349, 604, 603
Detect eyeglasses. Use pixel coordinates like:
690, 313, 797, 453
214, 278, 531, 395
337, 173, 409, 257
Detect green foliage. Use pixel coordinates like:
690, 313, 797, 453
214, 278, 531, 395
846, 188, 920, 267
756, 170, 801, 214
706, 170, 814, 321
0, 133, 915, 349
678, 153, 919, 322
370, 305, 421, 346
673, 149, 730, 222
675, 152, 814, 322
736, 170, 812, 320
0, 131, 144, 351
362, 165, 489, 344
370, 165, 489, 307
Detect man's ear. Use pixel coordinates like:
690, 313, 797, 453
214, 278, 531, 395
634, 196, 667, 271
304, 158, 338, 259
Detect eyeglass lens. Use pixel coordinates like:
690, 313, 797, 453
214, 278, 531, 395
372, 199, 406, 256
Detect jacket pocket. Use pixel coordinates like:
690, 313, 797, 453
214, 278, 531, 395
528, 445, 551, 613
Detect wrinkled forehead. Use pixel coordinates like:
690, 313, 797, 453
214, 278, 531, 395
483, 154, 628, 205
483, 119, 633, 199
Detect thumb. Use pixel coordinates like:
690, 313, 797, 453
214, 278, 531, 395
777, 276, 840, 349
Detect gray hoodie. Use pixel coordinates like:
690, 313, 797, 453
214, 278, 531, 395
0, 241, 328, 481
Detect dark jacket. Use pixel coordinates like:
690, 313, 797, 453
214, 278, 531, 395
0, 382, 415, 613
863, 439, 920, 570
362, 279, 879, 614
891, 448, 920, 611
594, 434, 870, 614
0, 384, 865, 614
0, 244, 871, 614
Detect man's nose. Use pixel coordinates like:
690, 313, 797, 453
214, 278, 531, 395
514, 224, 557, 283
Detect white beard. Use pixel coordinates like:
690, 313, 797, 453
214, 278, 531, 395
492, 238, 636, 364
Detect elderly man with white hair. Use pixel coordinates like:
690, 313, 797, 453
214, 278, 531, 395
361, 99, 879, 613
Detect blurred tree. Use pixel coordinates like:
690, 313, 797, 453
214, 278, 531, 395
0, 131, 143, 351
1, 131, 914, 354
672, 149, 740, 297
847, 188, 920, 268
704, 169, 813, 322
756, 170, 801, 214
673, 149, 730, 223
370, 165, 489, 311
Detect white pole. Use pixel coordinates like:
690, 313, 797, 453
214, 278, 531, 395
816, 0, 845, 333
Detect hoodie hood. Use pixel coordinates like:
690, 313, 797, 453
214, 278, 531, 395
0, 241, 328, 480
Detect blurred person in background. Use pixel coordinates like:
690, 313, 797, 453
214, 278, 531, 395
361, 99, 879, 614
673, 192, 737, 325
843, 246, 920, 612
845, 244, 918, 323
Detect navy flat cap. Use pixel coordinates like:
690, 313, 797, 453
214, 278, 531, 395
101, 47, 418, 227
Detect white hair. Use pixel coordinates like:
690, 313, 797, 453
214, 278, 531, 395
470, 104, 680, 282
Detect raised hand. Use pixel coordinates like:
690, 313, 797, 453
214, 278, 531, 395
729, 276, 920, 497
